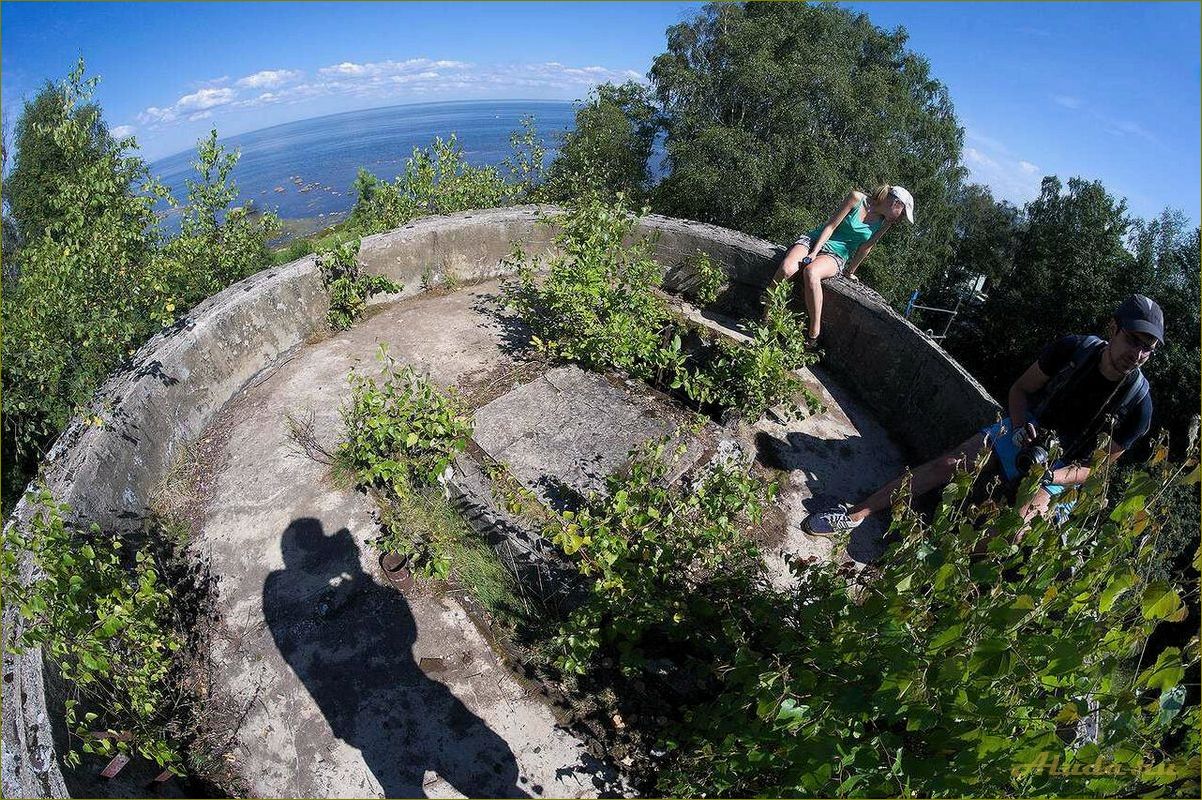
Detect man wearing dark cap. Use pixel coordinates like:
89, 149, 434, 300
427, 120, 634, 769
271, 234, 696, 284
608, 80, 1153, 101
802, 294, 1163, 538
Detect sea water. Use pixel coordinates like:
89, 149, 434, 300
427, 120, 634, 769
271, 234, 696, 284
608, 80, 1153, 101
150, 100, 578, 235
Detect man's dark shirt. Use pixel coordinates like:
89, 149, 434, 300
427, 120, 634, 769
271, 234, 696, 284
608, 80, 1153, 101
1033, 335, 1153, 462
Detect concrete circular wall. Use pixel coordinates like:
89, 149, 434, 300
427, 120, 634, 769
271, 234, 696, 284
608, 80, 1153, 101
2, 205, 997, 797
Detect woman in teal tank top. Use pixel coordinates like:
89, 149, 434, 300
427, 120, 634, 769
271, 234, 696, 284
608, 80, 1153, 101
768, 185, 914, 345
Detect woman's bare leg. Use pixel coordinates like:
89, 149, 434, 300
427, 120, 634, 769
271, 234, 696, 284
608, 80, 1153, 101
771, 243, 810, 285
801, 256, 840, 338
763, 243, 810, 320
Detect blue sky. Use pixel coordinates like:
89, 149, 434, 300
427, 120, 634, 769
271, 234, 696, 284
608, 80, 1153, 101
2, 1, 1198, 223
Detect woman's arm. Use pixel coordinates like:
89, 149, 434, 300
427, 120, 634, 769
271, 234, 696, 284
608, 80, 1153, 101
844, 221, 892, 278
807, 191, 863, 259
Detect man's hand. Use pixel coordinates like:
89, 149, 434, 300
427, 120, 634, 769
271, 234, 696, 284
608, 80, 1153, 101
1011, 421, 1038, 449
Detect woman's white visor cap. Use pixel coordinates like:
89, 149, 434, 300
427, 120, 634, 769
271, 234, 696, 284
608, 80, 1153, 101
889, 186, 915, 223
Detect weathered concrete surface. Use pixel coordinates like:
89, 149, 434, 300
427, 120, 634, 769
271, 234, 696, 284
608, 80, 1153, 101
198, 283, 622, 798
473, 366, 706, 510
197, 280, 907, 795
754, 360, 907, 578
4, 206, 996, 798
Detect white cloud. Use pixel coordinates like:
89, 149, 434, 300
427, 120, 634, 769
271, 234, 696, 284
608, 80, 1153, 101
134, 57, 641, 134
963, 129, 1044, 207
137, 105, 177, 125
1049, 94, 1164, 149
110, 124, 136, 139
321, 61, 368, 77
390, 72, 440, 84
964, 146, 999, 170
176, 87, 235, 111
235, 69, 301, 89
317, 58, 471, 79
1103, 118, 1158, 144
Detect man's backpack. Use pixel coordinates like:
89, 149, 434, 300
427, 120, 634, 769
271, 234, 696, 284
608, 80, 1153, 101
1032, 335, 1149, 449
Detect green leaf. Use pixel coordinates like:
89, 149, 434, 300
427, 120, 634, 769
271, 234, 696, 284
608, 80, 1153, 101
1139, 648, 1184, 692
1011, 594, 1035, 611
774, 698, 811, 729
1099, 571, 1138, 613
933, 563, 956, 591
928, 624, 964, 653
1141, 583, 1187, 622
1109, 494, 1146, 522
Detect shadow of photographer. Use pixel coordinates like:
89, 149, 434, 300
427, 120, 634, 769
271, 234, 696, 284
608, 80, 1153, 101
263, 518, 529, 798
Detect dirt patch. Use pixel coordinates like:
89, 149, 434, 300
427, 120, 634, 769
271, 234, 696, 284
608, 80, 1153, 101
457, 357, 550, 411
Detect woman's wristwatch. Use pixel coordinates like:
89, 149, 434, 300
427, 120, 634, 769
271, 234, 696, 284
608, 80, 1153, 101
801, 256, 813, 266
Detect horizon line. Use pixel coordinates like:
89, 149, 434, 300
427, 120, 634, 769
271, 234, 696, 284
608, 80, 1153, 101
148, 97, 578, 165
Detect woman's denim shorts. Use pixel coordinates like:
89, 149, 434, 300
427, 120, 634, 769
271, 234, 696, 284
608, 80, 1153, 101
792, 235, 847, 273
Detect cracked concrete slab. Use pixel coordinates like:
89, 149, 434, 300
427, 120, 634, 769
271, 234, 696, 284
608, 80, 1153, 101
472, 366, 706, 510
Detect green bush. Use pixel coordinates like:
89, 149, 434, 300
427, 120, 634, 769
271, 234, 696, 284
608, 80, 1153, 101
2, 489, 186, 771
502, 115, 548, 204
677, 281, 820, 420
505, 193, 673, 381
339, 348, 472, 489
658, 445, 1200, 797
690, 249, 726, 307
1, 64, 281, 513
505, 436, 772, 676
155, 130, 282, 307
349, 135, 513, 235
2, 64, 167, 509
339, 348, 474, 577
504, 194, 820, 420
315, 238, 401, 330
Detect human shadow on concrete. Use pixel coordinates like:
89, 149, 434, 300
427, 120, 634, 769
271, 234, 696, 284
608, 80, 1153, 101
263, 518, 529, 798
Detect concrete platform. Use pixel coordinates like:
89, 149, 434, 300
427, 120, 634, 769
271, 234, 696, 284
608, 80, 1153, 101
196, 284, 620, 798
192, 279, 905, 796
